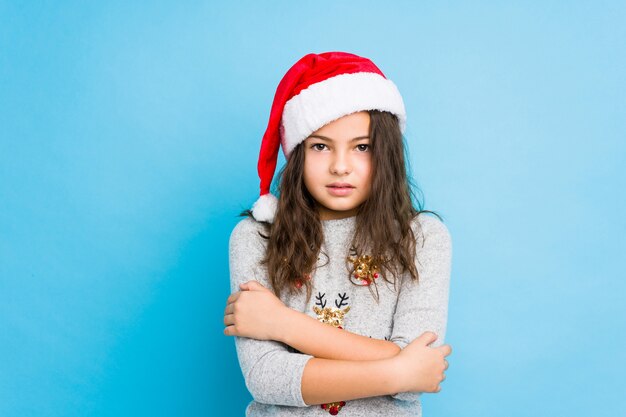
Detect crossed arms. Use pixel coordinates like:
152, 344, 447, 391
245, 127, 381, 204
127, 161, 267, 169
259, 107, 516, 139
225, 215, 452, 406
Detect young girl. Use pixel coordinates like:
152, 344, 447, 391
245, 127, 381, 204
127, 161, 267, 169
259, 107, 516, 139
224, 52, 452, 417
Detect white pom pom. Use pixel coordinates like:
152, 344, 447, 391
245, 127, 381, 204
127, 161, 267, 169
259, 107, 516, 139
251, 193, 278, 223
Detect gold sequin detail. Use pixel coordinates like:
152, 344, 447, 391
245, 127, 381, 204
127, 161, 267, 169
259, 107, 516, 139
313, 306, 350, 328
347, 254, 384, 286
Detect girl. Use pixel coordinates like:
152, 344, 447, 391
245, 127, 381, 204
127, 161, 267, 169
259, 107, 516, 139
224, 52, 452, 417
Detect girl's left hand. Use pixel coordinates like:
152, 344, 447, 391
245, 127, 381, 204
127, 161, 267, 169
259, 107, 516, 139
223, 280, 288, 341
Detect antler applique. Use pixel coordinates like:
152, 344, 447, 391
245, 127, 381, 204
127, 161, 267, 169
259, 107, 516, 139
314, 291, 327, 309
335, 292, 349, 309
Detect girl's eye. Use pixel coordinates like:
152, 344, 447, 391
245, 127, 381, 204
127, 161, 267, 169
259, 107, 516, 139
311, 143, 327, 151
356, 144, 370, 152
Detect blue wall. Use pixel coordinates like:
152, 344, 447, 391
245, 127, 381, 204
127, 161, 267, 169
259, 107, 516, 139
1, 1, 624, 416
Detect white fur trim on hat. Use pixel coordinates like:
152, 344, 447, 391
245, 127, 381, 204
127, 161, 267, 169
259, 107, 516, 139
280, 72, 406, 155
251, 193, 279, 223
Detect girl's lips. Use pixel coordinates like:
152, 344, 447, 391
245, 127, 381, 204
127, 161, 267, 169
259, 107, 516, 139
326, 186, 355, 197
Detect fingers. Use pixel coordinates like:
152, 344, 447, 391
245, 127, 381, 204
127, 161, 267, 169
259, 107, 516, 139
430, 350, 449, 394
226, 291, 241, 304
436, 361, 448, 393
224, 283, 263, 337
416, 331, 438, 346
239, 280, 266, 291
223, 311, 237, 336
436, 344, 452, 357
223, 293, 239, 334
223, 313, 235, 326
223, 325, 237, 336
225, 283, 264, 337
224, 303, 234, 315
433, 372, 447, 393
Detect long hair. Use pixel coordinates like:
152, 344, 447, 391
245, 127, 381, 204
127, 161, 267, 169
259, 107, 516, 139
240, 110, 439, 301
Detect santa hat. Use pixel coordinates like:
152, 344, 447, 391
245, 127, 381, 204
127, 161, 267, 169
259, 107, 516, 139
251, 51, 406, 223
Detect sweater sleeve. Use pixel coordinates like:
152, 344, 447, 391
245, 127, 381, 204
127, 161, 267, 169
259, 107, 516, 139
228, 218, 313, 407
388, 214, 452, 401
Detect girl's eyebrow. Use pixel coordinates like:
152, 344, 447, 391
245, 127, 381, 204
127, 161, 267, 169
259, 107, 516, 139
307, 135, 370, 142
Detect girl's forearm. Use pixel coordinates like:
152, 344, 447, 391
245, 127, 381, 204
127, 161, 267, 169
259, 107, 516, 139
278, 308, 400, 361
301, 357, 399, 405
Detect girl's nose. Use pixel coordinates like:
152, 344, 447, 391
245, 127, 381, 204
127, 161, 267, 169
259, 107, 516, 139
330, 151, 351, 175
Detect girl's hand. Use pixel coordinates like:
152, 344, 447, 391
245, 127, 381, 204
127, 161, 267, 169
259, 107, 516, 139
223, 280, 288, 341
390, 331, 451, 394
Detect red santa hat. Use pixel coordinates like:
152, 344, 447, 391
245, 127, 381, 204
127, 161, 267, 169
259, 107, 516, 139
251, 51, 406, 223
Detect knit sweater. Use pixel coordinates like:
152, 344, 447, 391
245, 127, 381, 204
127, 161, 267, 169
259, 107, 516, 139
228, 213, 452, 417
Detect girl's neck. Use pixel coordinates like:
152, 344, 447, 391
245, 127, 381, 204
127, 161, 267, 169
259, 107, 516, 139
320, 214, 357, 225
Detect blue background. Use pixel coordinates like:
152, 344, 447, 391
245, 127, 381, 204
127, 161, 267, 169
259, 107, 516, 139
1, 1, 625, 416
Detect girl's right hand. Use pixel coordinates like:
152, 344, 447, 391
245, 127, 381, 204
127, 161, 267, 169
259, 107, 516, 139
391, 331, 451, 394
223, 280, 288, 341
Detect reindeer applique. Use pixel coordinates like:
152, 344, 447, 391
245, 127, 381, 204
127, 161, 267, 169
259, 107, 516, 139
313, 292, 350, 415
313, 292, 350, 328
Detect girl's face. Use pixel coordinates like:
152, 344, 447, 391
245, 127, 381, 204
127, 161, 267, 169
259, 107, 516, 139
303, 111, 372, 220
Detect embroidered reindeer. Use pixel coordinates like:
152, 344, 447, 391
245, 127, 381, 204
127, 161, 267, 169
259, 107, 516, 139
313, 292, 351, 415
313, 292, 350, 328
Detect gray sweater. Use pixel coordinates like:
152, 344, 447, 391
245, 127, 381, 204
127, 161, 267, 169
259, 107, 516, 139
228, 213, 452, 416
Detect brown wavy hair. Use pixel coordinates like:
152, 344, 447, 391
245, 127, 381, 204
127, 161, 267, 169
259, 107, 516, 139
240, 110, 440, 302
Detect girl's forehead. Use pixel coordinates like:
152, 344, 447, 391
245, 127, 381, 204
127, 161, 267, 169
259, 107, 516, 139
307, 112, 371, 140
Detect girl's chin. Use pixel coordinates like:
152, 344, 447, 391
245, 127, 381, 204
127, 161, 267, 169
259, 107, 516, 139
317, 206, 359, 220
